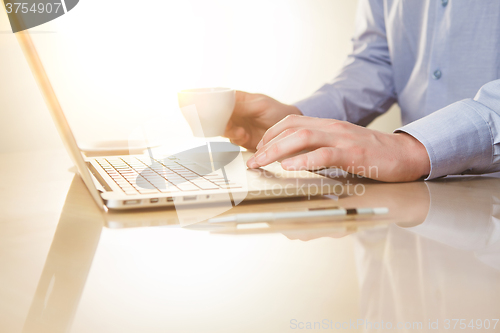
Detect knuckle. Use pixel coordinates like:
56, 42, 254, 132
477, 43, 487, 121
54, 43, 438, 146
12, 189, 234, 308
270, 143, 281, 155
283, 114, 300, 123
327, 120, 348, 130
296, 129, 313, 141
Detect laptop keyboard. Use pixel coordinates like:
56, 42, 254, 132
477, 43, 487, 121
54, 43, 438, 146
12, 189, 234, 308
96, 156, 242, 195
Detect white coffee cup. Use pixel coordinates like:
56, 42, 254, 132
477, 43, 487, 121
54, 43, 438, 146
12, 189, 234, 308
177, 87, 236, 137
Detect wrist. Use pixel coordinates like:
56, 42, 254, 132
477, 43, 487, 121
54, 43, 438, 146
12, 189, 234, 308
396, 132, 431, 180
288, 105, 303, 116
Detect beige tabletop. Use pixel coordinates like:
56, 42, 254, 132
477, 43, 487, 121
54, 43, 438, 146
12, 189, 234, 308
1, 149, 499, 333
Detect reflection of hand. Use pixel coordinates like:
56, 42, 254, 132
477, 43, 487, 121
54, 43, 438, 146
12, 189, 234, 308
246, 115, 430, 182
337, 181, 431, 228
223, 91, 302, 150
279, 182, 431, 242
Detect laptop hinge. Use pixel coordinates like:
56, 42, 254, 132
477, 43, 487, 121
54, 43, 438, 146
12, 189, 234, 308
87, 162, 113, 192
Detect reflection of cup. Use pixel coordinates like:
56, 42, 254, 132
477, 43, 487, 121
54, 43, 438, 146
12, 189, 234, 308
178, 88, 235, 137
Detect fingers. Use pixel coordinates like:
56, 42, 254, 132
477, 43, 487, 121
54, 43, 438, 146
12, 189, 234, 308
280, 147, 346, 171
224, 120, 237, 138
224, 122, 250, 147
225, 91, 271, 150
257, 115, 336, 149
247, 129, 335, 168
255, 127, 300, 151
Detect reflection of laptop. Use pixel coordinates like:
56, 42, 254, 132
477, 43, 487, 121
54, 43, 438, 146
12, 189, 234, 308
15, 30, 342, 210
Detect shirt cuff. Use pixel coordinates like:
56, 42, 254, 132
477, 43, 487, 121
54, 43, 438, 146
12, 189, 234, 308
395, 99, 493, 180
293, 91, 346, 120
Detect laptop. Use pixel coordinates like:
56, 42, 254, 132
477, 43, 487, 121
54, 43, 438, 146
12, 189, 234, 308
15, 30, 342, 211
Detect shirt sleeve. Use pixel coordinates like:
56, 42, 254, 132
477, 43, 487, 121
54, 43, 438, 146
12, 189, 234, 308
293, 0, 396, 126
397, 79, 500, 179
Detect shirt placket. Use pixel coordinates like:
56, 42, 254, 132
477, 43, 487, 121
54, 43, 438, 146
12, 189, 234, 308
425, 0, 451, 115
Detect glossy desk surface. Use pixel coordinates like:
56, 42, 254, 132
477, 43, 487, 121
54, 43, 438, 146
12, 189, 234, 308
1, 149, 499, 333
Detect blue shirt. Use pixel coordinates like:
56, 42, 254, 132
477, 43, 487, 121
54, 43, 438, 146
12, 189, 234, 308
294, 0, 500, 179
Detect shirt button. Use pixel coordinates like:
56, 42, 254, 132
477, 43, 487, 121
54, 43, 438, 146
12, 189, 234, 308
432, 69, 442, 80
441, 0, 448, 7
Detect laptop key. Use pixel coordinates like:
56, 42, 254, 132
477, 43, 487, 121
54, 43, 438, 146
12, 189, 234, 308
218, 184, 242, 189
138, 189, 160, 194
182, 164, 212, 175
159, 187, 181, 193
191, 182, 219, 190
176, 183, 200, 191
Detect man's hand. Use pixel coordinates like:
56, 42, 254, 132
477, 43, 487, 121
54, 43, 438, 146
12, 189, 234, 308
246, 115, 431, 182
224, 91, 302, 150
